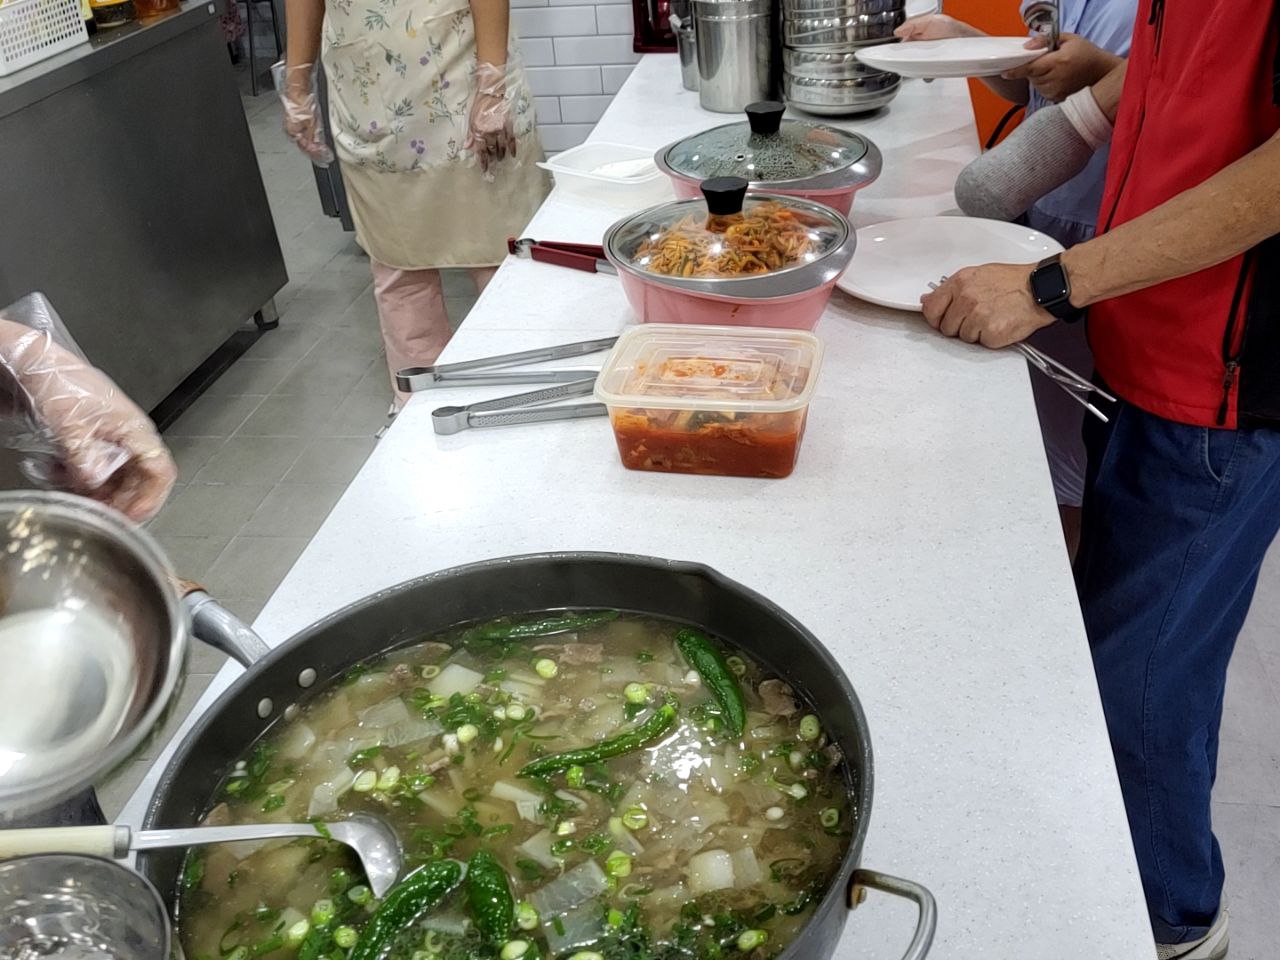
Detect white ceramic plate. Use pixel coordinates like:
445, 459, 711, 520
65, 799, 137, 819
837, 217, 1064, 312
854, 37, 1046, 79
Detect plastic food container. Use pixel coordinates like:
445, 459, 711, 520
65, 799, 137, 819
602, 176, 855, 330
654, 100, 881, 215
537, 142, 673, 207
594, 324, 824, 478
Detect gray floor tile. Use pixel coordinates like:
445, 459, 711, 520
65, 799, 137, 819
188, 638, 229, 675
97, 758, 155, 822
245, 326, 325, 361
202, 536, 310, 601
163, 436, 227, 484
446, 296, 477, 327
236, 394, 346, 437
166, 393, 265, 438
310, 325, 386, 362
192, 436, 307, 485
442, 268, 479, 297
222, 597, 269, 624
282, 437, 377, 485
1214, 802, 1280, 960
1216, 637, 1280, 805
275, 351, 379, 397
354, 361, 393, 398
241, 483, 347, 538
150, 483, 273, 538
325, 392, 395, 437
205, 357, 299, 397
153, 535, 230, 583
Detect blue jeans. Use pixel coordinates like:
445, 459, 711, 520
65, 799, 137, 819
1075, 399, 1280, 943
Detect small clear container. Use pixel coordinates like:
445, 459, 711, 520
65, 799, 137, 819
594, 324, 824, 478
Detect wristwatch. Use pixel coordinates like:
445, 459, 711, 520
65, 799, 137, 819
1029, 254, 1082, 323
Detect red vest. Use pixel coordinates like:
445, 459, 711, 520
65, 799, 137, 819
1088, 0, 1280, 429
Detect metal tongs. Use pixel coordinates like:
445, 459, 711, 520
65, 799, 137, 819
395, 336, 617, 392
431, 378, 607, 435
507, 237, 617, 276
929, 278, 1114, 422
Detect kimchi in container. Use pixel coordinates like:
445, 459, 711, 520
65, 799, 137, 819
594, 324, 824, 478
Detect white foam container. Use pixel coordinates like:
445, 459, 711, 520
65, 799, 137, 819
538, 142, 675, 207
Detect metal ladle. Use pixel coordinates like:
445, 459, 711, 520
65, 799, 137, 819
0, 812, 403, 897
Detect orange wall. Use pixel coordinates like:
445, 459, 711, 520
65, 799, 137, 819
946, 0, 1028, 146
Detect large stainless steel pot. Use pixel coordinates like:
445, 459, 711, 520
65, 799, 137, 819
783, 0, 903, 15
138, 553, 936, 960
783, 10, 905, 47
784, 71, 902, 114
692, 0, 779, 112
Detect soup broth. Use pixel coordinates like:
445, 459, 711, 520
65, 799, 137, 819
178, 612, 853, 960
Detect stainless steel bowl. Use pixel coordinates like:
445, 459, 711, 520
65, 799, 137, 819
0, 854, 171, 960
783, 0, 903, 17
784, 46, 900, 79
0, 491, 184, 815
783, 72, 902, 115
782, 11, 905, 47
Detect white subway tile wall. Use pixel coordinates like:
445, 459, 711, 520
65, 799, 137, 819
517, 4, 641, 151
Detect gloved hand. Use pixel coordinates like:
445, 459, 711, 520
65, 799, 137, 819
0, 296, 177, 523
464, 59, 519, 175
273, 60, 335, 167
893, 13, 984, 41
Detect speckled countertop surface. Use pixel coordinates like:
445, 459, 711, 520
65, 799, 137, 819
123, 56, 1154, 959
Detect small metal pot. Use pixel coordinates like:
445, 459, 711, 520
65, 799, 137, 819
784, 0, 904, 16
671, 12, 699, 90
138, 552, 936, 960
784, 71, 902, 115
0, 492, 186, 817
783, 10, 905, 47
693, 0, 779, 112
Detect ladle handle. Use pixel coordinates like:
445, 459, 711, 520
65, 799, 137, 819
0, 825, 129, 859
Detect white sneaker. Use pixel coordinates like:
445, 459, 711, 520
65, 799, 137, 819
1156, 910, 1229, 959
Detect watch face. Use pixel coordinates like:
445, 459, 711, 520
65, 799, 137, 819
1031, 262, 1069, 305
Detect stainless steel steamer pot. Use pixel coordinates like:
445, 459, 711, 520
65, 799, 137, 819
138, 553, 936, 960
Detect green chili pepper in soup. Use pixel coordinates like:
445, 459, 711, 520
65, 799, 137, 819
177, 612, 853, 960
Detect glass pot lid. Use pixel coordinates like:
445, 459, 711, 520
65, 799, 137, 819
660, 101, 871, 187
604, 177, 849, 285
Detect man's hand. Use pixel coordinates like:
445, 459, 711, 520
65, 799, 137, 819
1004, 34, 1123, 102
920, 263, 1056, 347
893, 13, 983, 42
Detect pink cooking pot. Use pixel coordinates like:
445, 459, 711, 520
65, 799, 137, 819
655, 101, 882, 217
602, 177, 855, 330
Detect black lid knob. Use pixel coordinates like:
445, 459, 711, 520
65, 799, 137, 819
745, 101, 785, 135
701, 176, 749, 216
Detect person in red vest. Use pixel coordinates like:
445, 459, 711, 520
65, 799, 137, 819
923, 2, 1279, 958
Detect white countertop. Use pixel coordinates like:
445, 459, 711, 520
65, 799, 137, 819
124, 57, 1154, 959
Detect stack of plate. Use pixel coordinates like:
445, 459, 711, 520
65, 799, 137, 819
781, 0, 905, 115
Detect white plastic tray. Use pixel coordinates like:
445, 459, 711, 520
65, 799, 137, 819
538, 142, 674, 208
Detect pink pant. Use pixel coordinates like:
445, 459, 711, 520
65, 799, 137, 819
370, 261, 497, 407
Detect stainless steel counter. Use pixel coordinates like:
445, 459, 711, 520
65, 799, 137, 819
0, 2, 286, 412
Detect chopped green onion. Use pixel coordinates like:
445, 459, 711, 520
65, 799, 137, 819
224, 948, 249, 960
798, 715, 821, 742
820, 807, 840, 829
534, 658, 558, 679
605, 850, 633, 878
352, 770, 377, 793
285, 919, 310, 948
623, 682, 649, 704
411, 952, 431, 960
555, 820, 577, 836
500, 940, 530, 960
787, 783, 808, 800
260, 794, 285, 813
515, 901, 539, 931
310, 899, 334, 926
765, 806, 785, 821
265, 778, 295, 796
421, 664, 441, 679
506, 703, 528, 721
376, 766, 401, 791
457, 723, 479, 744
635, 650, 654, 663
607, 908, 625, 928
725, 655, 747, 676
493, 737, 505, 754
788, 750, 806, 771
347, 884, 372, 905
328, 868, 352, 894
620, 806, 648, 830
736, 929, 768, 951
333, 925, 358, 949
568, 953, 605, 960
565, 765, 586, 788
550, 838, 575, 857
493, 705, 508, 721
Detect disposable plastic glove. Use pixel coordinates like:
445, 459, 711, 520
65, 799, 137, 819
274, 60, 335, 167
464, 59, 519, 175
0, 295, 177, 523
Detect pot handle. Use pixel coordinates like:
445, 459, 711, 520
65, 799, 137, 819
847, 869, 937, 960
173, 578, 271, 668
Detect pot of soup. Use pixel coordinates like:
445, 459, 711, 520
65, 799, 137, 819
137, 553, 935, 960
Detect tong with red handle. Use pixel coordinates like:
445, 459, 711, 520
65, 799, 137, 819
507, 237, 616, 275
